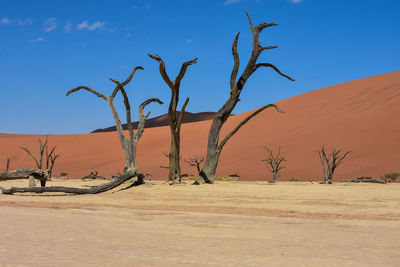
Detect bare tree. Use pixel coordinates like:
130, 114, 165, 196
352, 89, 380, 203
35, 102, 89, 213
20, 135, 60, 178
185, 156, 205, 174
66, 66, 163, 182
1, 67, 156, 195
148, 54, 197, 184
261, 146, 286, 183
6, 156, 11, 172
194, 11, 294, 184
318, 145, 351, 184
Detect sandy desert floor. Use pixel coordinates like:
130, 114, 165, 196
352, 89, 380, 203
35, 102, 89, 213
0, 179, 399, 266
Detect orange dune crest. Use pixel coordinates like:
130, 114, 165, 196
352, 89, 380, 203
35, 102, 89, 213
1, 71, 399, 181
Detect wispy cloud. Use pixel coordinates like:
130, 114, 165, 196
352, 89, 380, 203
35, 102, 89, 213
77, 20, 106, 30
224, 0, 240, 5
27, 37, 44, 43
18, 18, 33, 26
43, 18, 57, 32
0, 17, 13, 25
64, 22, 72, 33
186, 39, 192, 44
287, 0, 302, 3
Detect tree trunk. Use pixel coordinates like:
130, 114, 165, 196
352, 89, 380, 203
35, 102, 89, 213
271, 172, 277, 183
1, 171, 144, 195
28, 175, 36, 187
168, 132, 181, 183
0, 168, 49, 187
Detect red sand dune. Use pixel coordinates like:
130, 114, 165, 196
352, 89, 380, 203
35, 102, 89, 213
1, 71, 399, 181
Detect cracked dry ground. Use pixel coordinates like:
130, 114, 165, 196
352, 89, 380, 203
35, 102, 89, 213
1, 180, 399, 266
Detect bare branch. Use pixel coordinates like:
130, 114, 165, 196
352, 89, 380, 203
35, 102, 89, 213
254, 63, 295, 81
177, 97, 190, 132
175, 58, 198, 87
66, 86, 107, 100
110, 66, 143, 98
262, 45, 278, 51
20, 147, 40, 169
218, 104, 284, 151
245, 10, 255, 31
109, 78, 134, 139
230, 33, 241, 90
147, 54, 174, 89
136, 98, 163, 140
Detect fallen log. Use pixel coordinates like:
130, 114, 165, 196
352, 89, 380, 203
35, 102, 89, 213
342, 177, 384, 184
0, 168, 49, 187
0, 171, 144, 195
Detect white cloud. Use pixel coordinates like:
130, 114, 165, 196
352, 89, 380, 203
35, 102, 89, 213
0, 17, 13, 25
224, 0, 240, 5
88, 21, 105, 30
18, 18, 33, 26
186, 39, 192, 44
288, 0, 302, 3
43, 18, 57, 32
28, 37, 44, 43
77, 20, 106, 30
64, 22, 72, 32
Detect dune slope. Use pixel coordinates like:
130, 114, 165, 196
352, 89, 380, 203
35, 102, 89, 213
0, 71, 399, 181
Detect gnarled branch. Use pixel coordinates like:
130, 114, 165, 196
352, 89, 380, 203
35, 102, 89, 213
218, 104, 284, 151
254, 63, 295, 81
136, 98, 163, 140
66, 86, 107, 100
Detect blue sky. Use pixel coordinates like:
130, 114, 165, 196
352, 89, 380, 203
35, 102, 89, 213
1, 0, 399, 134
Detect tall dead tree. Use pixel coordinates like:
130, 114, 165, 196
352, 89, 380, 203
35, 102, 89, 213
66, 66, 163, 181
148, 54, 197, 184
20, 135, 60, 178
261, 146, 286, 183
318, 145, 351, 184
185, 156, 205, 174
195, 11, 294, 184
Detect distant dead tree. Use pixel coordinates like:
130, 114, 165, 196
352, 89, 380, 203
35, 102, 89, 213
148, 54, 197, 184
194, 11, 294, 184
67, 66, 163, 180
261, 146, 286, 183
318, 145, 351, 184
6, 156, 11, 172
20, 135, 60, 178
185, 156, 205, 174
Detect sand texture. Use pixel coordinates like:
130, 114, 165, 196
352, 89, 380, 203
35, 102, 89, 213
0, 179, 399, 266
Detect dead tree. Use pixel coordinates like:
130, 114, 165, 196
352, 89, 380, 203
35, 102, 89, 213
148, 54, 197, 184
66, 66, 163, 180
20, 135, 60, 178
261, 146, 286, 183
6, 156, 11, 172
0, 171, 144, 195
194, 11, 294, 184
318, 145, 351, 184
185, 156, 205, 174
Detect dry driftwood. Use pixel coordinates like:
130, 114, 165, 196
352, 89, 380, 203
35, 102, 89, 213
0, 171, 144, 195
0, 168, 49, 186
